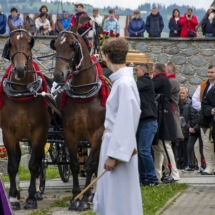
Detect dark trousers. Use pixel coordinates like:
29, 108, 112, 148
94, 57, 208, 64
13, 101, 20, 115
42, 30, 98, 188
182, 138, 189, 168
187, 134, 204, 167
136, 119, 158, 183
172, 139, 189, 169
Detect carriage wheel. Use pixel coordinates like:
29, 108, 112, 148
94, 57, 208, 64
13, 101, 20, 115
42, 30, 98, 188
58, 148, 70, 183
39, 163, 46, 194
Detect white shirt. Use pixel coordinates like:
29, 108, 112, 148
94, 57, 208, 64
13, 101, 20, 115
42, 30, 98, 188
90, 15, 103, 26
93, 67, 143, 215
192, 81, 213, 111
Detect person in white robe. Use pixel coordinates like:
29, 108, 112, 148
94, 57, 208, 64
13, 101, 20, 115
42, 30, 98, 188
93, 37, 143, 215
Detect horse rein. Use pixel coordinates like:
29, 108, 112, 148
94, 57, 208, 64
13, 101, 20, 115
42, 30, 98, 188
55, 30, 100, 75
9, 29, 33, 71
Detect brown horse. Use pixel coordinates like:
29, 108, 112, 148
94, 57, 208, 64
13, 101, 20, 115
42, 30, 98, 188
0, 18, 50, 210
50, 20, 106, 211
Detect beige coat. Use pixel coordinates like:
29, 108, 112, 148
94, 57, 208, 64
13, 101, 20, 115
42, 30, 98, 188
169, 77, 184, 140
35, 17, 52, 35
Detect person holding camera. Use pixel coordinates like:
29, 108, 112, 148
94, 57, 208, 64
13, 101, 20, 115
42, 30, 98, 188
180, 8, 198, 37
201, 7, 215, 38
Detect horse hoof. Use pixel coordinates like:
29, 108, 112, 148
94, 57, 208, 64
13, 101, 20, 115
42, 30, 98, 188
78, 200, 90, 211
68, 199, 80, 211
11, 202, 21, 210
24, 199, 37, 210
35, 192, 43, 201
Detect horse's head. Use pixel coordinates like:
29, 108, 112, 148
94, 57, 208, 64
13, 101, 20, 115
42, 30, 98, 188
8, 16, 35, 80
51, 19, 86, 83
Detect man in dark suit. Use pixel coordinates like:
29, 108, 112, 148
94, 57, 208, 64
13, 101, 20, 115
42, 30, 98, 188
152, 63, 179, 183
135, 63, 158, 186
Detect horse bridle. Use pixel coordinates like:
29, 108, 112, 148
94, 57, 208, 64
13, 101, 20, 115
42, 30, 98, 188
9, 29, 33, 69
55, 30, 100, 75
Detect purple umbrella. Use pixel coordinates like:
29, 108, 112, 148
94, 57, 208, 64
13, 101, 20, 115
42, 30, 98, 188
0, 177, 14, 215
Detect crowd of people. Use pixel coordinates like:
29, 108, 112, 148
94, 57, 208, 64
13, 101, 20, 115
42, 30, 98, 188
92, 37, 215, 213
0, 4, 215, 38
134, 61, 215, 185
0, 4, 118, 36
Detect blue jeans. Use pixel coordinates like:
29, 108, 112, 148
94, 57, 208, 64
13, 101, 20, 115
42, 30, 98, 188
136, 119, 158, 183
205, 33, 214, 38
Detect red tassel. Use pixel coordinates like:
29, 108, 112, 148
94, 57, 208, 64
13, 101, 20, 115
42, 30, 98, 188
171, 103, 176, 114
168, 163, 172, 169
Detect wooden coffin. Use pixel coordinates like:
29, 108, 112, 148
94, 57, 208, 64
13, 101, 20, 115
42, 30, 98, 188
125, 50, 153, 71
102, 50, 153, 71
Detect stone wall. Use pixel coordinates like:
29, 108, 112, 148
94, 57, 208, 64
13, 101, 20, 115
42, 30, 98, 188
128, 37, 215, 95
0, 35, 56, 78
0, 36, 214, 96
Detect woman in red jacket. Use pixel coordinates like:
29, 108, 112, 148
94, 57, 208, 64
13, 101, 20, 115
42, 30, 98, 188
180, 8, 198, 37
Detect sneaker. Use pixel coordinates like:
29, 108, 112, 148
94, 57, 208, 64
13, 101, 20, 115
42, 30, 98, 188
198, 167, 204, 174
141, 181, 159, 186
161, 172, 170, 182
162, 175, 177, 184
181, 167, 195, 173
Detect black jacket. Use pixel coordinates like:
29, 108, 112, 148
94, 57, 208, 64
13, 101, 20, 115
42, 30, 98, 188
180, 98, 192, 138
201, 85, 215, 128
152, 73, 177, 141
187, 104, 201, 136
201, 13, 215, 36
136, 73, 157, 120
168, 18, 181, 37
145, 12, 164, 37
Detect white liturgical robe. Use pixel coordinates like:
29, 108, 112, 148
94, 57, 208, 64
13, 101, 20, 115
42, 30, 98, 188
93, 67, 143, 215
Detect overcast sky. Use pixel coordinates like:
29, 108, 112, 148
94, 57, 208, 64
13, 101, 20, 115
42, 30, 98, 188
63, 0, 211, 10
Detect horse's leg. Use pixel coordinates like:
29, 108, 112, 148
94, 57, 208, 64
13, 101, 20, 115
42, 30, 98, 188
34, 151, 45, 201
3, 133, 21, 210
79, 129, 102, 211
24, 135, 46, 210
64, 132, 81, 210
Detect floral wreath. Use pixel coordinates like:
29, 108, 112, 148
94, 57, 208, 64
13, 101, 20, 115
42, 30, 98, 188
98, 30, 120, 45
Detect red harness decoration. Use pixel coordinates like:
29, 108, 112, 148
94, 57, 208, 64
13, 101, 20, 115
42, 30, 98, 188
0, 61, 48, 109
60, 56, 110, 109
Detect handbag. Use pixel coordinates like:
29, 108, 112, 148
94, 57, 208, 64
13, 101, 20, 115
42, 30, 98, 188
187, 22, 196, 37
188, 30, 195, 37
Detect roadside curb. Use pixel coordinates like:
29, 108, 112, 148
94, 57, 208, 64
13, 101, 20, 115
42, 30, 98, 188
155, 190, 185, 215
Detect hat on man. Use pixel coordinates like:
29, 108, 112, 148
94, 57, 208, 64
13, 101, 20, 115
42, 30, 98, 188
74, 2, 84, 8
62, 9, 69, 14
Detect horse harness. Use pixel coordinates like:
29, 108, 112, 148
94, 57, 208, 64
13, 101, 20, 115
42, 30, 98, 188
2, 29, 44, 101
8, 29, 34, 69
51, 30, 102, 101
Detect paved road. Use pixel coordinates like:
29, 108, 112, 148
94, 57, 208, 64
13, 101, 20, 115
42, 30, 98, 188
160, 186, 215, 215
157, 171, 215, 215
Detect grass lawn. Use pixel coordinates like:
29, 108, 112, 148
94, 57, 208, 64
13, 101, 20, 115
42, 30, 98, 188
83, 183, 188, 215
2, 166, 60, 182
